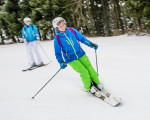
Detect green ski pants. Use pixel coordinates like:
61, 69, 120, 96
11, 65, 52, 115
68, 54, 100, 90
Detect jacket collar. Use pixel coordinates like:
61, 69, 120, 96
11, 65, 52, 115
55, 28, 68, 36
24, 23, 33, 28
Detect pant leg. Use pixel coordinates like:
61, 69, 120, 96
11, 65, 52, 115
79, 54, 100, 85
27, 42, 35, 64
68, 59, 91, 91
32, 41, 42, 63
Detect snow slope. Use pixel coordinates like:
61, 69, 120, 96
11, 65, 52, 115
0, 35, 150, 120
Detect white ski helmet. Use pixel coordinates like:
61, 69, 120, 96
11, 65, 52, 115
23, 17, 31, 24
52, 17, 66, 29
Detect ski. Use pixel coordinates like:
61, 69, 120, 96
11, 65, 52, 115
22, 63, 50, 72
22, 66, 38, 71
96, 86, 121, 103
89, 86, 121, 107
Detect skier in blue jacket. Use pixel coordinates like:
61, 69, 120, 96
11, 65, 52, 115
22, 17, 44, 68
53, 17, 104, 94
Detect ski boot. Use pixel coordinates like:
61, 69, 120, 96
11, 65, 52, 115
88, 85, 102, 98
38, 62, 44, 67
30, 62, 37, 68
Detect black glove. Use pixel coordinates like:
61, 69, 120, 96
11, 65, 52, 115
60, 60, 67, 69
89, 43, 98, 50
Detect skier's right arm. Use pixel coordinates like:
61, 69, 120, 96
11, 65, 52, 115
54, 37, 64, 64
22, 27, 27, 43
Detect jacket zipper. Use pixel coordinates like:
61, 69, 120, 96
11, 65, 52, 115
64, 33, 78, 59
28, 27, 32, 41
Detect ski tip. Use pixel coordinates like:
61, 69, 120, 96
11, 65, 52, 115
22, 68, 31, 71
113, 101, 121, 107
45, 63, 50, 65
31, 97, 35, 100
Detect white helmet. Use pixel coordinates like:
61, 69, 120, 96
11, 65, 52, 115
52, 17, 66, 28
23, 17, 31, 23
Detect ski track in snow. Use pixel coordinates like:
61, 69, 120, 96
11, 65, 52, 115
0, 35, 150, 120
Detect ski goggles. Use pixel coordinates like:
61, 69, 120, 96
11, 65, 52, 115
57, 20, 66, 27
25, 21, 31, 23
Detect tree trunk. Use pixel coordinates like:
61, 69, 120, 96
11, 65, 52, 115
120, 0, 128, 32
0, 29, 5, 45
133, 19, 137, 31
86, 0, 95, 35
38, 30, 42, 41
115, 0, 124, 34
12, 36, 17, 43
110, 0, 117, 29
138, 18, 143, 32
43, 35, 47, 40
114, 3, 120, 29
90, 0, 101, 35
100, 0, 111, 36
110, 0, 118, 35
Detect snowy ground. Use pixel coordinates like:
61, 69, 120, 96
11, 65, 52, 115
0, 35, 150, 120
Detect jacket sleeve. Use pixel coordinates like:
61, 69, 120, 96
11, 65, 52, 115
54, 37, 64, 63
71, 28, 92, 46
22, 27, 26, 40
33, 25, 40, 38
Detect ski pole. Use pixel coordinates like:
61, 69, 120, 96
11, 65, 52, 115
31, 68, 61, 99
95, 49, 99, 75
38, 42, 51, 62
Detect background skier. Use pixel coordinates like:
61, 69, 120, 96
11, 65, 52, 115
22, 17, 44, 68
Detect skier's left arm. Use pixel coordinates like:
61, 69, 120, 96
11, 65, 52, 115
72, 28, 98, 50
33, 25, 40, 40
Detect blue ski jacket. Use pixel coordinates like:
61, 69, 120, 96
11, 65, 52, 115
54, 27, 93, 63
22, 23, 39, 42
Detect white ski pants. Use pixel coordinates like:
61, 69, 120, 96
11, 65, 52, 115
27, 41, 42, 64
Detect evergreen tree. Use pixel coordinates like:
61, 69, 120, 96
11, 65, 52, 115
1, 0, 150, 45
3, 0, 21, 43
124, 0, 150, 31
28, 0, 72, 40
19, 0, 31, 21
